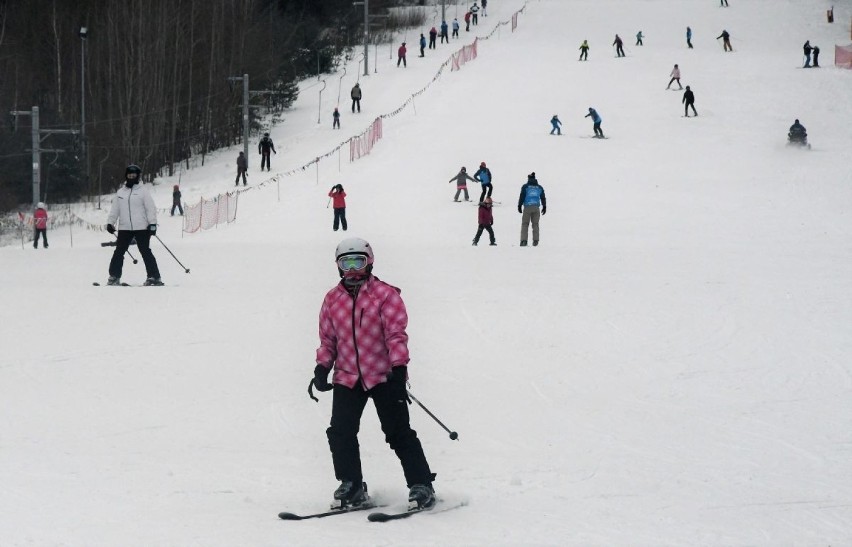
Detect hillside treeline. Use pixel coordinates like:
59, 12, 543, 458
0, 0, 405, 211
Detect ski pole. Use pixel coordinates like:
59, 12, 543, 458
110, 232, 138, 264
406, 390, 459, 441
154, 234, 191, 273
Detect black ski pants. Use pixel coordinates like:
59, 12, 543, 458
260, 152, 271, 171
333, 207, 347, 231
479, 183, 493, 202
684, 101, 697, 117
327, 382, 433, 488
352, 99, 360, 113
109, 230, 160, 279
234, 169, 247, 186
33, 228, 48, 248
473, 224, 495, 244
171, 201, 184, 215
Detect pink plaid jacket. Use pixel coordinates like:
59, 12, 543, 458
316, 276, 410, 390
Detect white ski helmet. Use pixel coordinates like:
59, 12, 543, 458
36, 202, 45, 209
335, 237, 374, 264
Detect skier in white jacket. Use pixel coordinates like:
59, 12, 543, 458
105, 164, 162, 285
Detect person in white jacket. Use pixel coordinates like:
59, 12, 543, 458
666, 64, 683, 90
105, 164, 162, 285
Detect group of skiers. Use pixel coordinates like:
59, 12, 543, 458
803, 40, 821, 68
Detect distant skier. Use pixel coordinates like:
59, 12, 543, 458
720, 0, 729, 6
481, 0, 488, 17
470, 2, 480, 25
429, 27, 437, 49
667, 64, 683, 90
171, 184, 184, 215
474, 161, 493, 202
682, 86, 698, 117
812, 45, 820, 67
397, 42, 407, 67
258, 132, 276, 171
464, 11, 472, 32
449, 166, 476, 202
550, 115, 562, 135
717, 30, 732, 52
613, 34, 625, 57
33, 202, 48, 249
440, 20, 449, 44
328, 184, 347, 231
686, 26, 693, 49
579, 40, 590, 61
472, 197, 496, 246
517, 172, 546, 247
332, 107, 341, 129
636, 31, 644, 46
419, 34, 426, 57
452, 18, 460, 38
585, 107, 604, 138
235, 152, 248, 186
803, 40, 812, 67
351, 83, 362, 113
788, 119, 808, 145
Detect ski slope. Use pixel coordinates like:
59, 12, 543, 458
2, 0, 852, 544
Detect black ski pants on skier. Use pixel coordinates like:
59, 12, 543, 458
479, 183, 493, 202
33, 228, 48, 248
327, 382, 434, 488
261, 152, 271, 171
333, 207, 348, 231
109, 229, 160, 279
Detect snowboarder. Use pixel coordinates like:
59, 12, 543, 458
105, 164, 162, 286
429, 27, 437, 50
517, 172, 546, 247
803, 40, 812, 67
550, 115, 562, 135
682, 86, 698, 117
717, 30, 732, 52
474, 161, 493, 202
470, 2, 480, 25
235, 151, 248, 186
440, 20, 449, 44
686, 27, 693, 49
636, 31, 644, 46
258, 133, 276, 171
33, 202, 48, 249
472, 197, 496, 246
788, 119, 808, 146
452, 18, 460, 38
579, 40, 590, 61
328, 184, 348, 231
397, 42, 407, 67
813, 45, 821, 67
667, 64, 683, 90
333, 107, 341, 129
312, 237, 436, 511
351, 83, 362, 113
613, 34, 625, 57
449, 166, 477, 201
171, 184, 184, 215
419, 34, 426, 57
585, 107, 604, 137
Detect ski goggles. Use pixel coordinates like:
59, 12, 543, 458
337, 254, 368, 271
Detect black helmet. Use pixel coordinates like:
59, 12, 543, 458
125, 164, 141, 177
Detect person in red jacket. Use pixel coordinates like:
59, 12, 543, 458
472, 197, 496, 246
397, 42, 407, 67
328, 184, 348, 231
33, 202, 48, 249
311, 237, 436, 511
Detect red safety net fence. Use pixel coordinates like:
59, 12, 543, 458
350, 117, 383, 161
451, 39, 479, 71
836, 44, 852, 68
182, 191, 239, 234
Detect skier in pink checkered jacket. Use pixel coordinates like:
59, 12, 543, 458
311, 237, 436, 511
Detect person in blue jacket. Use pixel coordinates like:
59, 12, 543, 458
686, 26, 693, 49
517, 172, 547, 247
440, 20, 449, 44
419, 33, 427, 57
550, 115, 562, 135
474, 161, 493, 202
585, 107, 604, 138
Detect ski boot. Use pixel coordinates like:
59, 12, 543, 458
489, 240, 497, 246
533, 240, 539, 247
472, 239, 478, 246
408, 484, 436, 510
520, 240, 528, 247
107, 276, 121, 286
144, 277, 164, 286
332, 481, 369, 509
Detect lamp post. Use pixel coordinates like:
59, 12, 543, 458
79, 26, 91, 206
353, 0, 369, 76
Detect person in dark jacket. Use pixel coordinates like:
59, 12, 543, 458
328, 184, 348, 231
333, 107, 341, 129
449, 166, 477, 201
419, 34, 427, 57
812, 45, 821, 67
585, 107, 604, 137
171, 185, 184, 216
440, 20, 449, 44
470, 2, 480, 25
717, 30, 732, 52
550, 115, 562, 135
312, 237, 436, 512
473, 161, 493, 202
464, 11, 471, 32
579, 40, 590, 61
517, 172, 546, 247
472, 197, 496, 246
613, 34, 625, 57
682, 86, 697, 117
788, 119, 807, 144
429, 27, 437, 50
803, 40, 812, 68
686, 27, 693, 49
636, 30, 644, 46
258, 133, 276, 171
235, 151, 248, 186
350, 83, 362, 113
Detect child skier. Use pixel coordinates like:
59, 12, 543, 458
472, 197, 496, 246
449, 166, 477, 202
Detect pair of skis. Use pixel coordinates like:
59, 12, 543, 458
279, 499, 458, 522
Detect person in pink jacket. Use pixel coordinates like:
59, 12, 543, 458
33, 202, 48, 249
311, 237, 436, 511
397, 42, 407, 67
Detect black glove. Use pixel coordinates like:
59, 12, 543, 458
387, 366, 409, 403
106, 224, 116, 234
517, 206, 522, 214
313, 364, 333, 392
148, 224, 157, 236
542, 207, 546, 215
